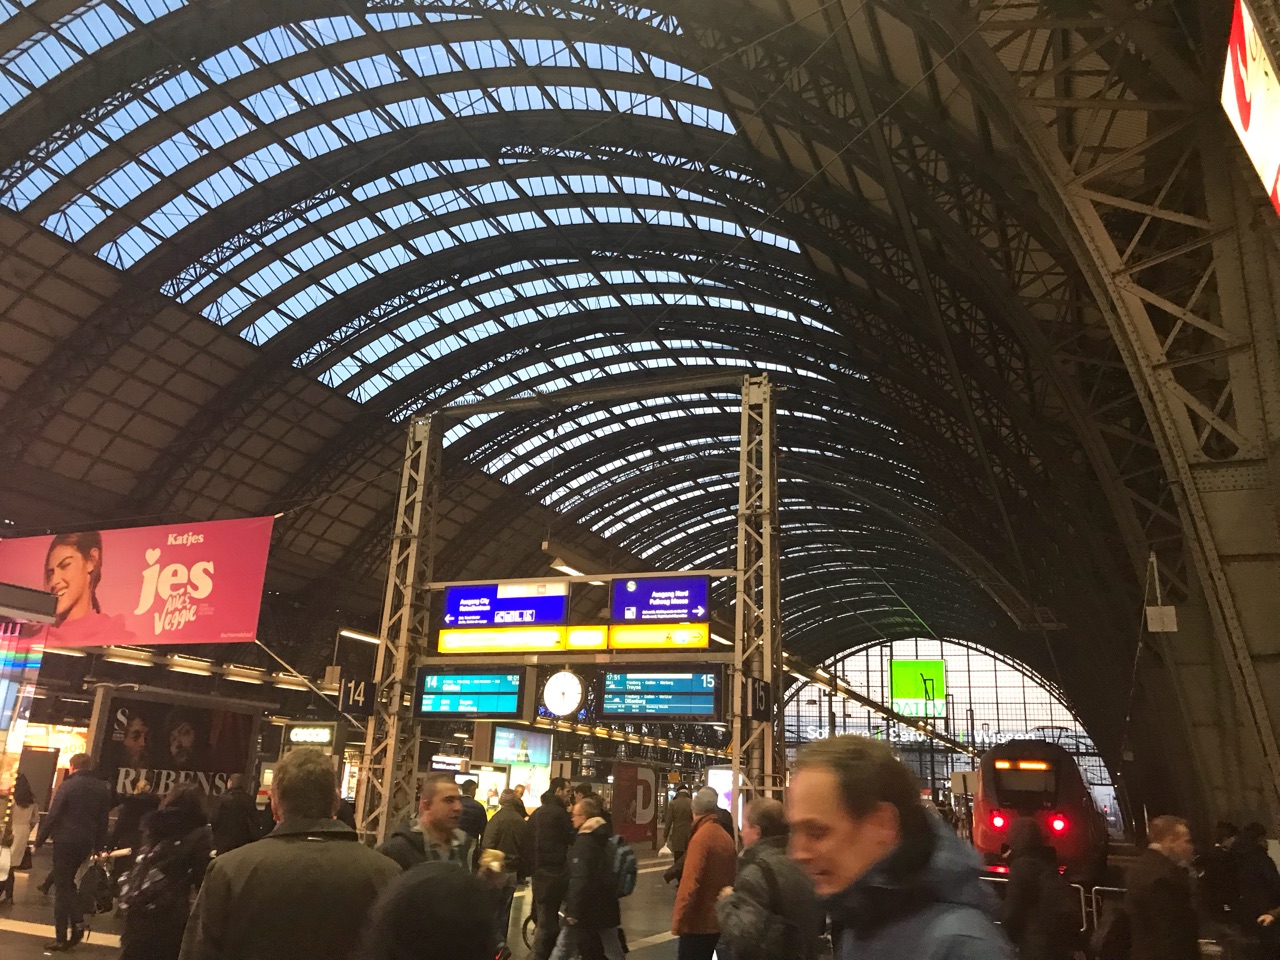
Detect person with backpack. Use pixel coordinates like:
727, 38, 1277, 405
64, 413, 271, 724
672, 785, 738, 960
715, 798, 820, 960
556, 794, 626, 960
118, 784, 213, 960
1124, 815, 1199, 960
1000, 818, 1082, 960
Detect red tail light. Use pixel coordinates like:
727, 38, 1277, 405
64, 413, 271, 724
1050, 814, 1068, 833
990, 811, 1008, 829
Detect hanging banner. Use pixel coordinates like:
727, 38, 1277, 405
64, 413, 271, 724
1223, 0, 1280, 216
0, 517, 274, 649
99, 694, 256, 796
612, 763, 658, 845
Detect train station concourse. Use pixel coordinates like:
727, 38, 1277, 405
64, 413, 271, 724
3, 0, 1280, 956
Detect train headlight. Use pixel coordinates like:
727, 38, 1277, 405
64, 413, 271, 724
1050, 815, 1068, 833
991, 812, 1007, 829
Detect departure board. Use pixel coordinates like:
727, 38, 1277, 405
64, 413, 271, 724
602, 671, 720, 719
413, 669, 527, 719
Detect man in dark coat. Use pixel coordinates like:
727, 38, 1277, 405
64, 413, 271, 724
662, 786, 693, 884
211, 773, 261, 855
482, 789, 531, 953
561, 795, 624, 960
458, 779, 489, 859
34, 753, 112, 951
179, 748, 399, 960
716, 797, 821, 960
1233, 822, 1280, 953
528, 777, 575, 960
376, 772, 470, 870
1000, 818, 1081, 960
1124, 814, 1199, 960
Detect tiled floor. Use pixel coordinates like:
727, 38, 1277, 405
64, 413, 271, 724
2, 847, 684, 959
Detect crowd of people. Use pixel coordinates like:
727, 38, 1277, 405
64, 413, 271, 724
6, 734, 1280, 960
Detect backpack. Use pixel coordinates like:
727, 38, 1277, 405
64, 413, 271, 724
74, 860, 114, 916
607, 835, 638, 897
1091, 902, 1131, 960
755, 857, 803, 960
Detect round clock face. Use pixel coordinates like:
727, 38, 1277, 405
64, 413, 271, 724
544, 670, 584, 717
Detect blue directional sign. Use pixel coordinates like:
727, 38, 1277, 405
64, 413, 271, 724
413, 669, 526, 719
602, 670, 720, 719
442, 582, 569, 628
610, 575, 710, 623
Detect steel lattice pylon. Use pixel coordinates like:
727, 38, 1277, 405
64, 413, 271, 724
354, 416, 441, 844
731, 374, 784, 813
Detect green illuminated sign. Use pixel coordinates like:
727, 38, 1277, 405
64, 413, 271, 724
890, 659, 946, 718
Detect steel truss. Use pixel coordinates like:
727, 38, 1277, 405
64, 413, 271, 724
355, 416, 441, 844
731, 375, 784, 812
356, 373, 781, 843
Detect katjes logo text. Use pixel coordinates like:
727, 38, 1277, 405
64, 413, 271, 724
134, 549, 214, 635
166, 532, 205, 546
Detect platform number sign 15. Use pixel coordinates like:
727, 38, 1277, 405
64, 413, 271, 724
339, 674, 374, 717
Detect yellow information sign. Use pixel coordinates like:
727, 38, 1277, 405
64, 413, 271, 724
607, 623, 709, 650
438, 626, 566, 654
566, 624, 608, 650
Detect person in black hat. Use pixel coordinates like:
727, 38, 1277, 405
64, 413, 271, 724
360, 861, 497, 960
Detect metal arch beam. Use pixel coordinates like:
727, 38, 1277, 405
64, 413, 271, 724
0, 0, 352, 170
115, 224, 807, 513
917, 0, 1280, 812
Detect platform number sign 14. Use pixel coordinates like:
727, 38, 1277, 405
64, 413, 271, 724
339, 674, 374, 717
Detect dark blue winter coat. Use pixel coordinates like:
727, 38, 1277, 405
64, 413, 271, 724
827, 816, 1015, 960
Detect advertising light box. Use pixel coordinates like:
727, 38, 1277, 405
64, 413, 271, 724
610, 576, 710, 623
413, 669, 528, 719
442, 582, 569, 628
1224, 0, 1280, 216
602, 670, 721, 720
889, 659, 947, 718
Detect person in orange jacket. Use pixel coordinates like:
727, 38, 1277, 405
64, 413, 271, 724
671, 787, 737, 960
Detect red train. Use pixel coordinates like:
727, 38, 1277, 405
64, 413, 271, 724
970, 739, 1108, 881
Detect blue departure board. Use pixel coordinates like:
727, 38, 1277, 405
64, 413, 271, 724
610, 576, 710, 623
442, 582, 569, 628
602, 671, 720, 719
413, 669, 526, 719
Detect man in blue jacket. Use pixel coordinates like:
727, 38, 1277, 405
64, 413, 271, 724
34, 753, 112, 951
787, 736, 1014, 960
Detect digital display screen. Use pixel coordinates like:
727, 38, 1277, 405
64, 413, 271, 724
413, 670, 525, 719
442, 582, 569, 628
610, 576, 710, 623
602, 671, 720, 719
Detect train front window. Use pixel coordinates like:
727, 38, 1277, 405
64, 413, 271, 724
993, 767, 1057, 808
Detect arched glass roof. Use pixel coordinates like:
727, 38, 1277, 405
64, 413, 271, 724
0, 0, 1138, 675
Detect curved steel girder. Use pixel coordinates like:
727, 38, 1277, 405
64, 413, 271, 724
674, 0, 1150, 585
118, 223, 804, 511
0, 0, 351, 170
909, 0, 1280, 801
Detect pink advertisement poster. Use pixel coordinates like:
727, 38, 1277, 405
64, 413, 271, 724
0, 517, 274, 649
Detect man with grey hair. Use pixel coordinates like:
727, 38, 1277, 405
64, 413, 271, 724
672, 786, 738, 959
180, 748, 399, 960
697, 785, 735, 839
377, 771, 469, 870
716, 798, 821, 959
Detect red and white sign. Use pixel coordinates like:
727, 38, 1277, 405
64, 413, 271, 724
1223, 0, 1280, 215
0, 517, 273, 649
612, 763, 657, 845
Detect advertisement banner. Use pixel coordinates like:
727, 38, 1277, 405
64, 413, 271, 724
1223, 0, 1280, 216
100, 695, 256, 796
0, 517, 274, 649
612, 763, 657, 845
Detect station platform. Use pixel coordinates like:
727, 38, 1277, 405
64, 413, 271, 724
1, 846, 684, 959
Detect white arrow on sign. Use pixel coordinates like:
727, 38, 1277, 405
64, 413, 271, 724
444, 614, 454, 623
693, 606, 705, 617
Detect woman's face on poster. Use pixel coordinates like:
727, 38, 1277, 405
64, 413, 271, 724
45, 545, 96, 620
